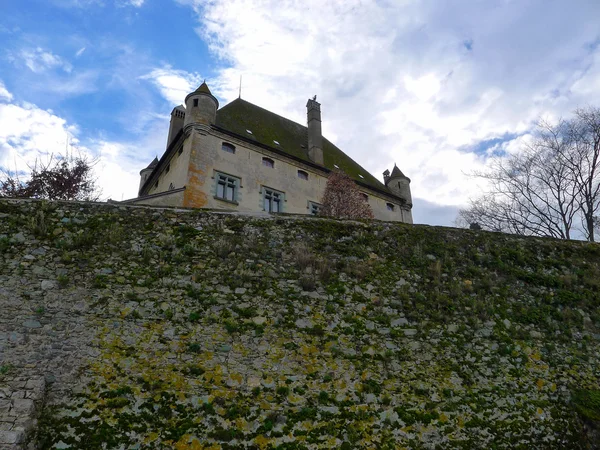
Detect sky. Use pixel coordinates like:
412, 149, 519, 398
1, 0, 600, 226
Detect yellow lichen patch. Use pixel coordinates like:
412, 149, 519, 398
143, 432, 159, 444
536, 379, 545, 390
254, 434, 274, 450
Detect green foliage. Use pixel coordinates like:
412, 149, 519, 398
572, 389, 600, 422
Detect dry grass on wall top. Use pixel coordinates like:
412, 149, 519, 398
0, 199, 600, 449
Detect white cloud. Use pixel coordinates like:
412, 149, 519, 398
75, 47, 86, 57
140, 66, 202, 106
0, 96, 146, 202
10, 47, 73, 73
174, 0, 600, 223
0, 81, 12, 101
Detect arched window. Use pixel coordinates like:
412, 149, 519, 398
221, 142, 236, 154
297, 170, 308, 180
262, 157, 275, 168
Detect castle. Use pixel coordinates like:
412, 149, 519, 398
124, 82, 413, 223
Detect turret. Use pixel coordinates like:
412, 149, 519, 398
384, 164, 412, 207
139, 157, 158, 195
166, 105, 185, 148
184, 81, 219, 129
306, 96, 323, 165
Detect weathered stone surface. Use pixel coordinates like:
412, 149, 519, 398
0, 199, 599, 449
21, 321, 41, 329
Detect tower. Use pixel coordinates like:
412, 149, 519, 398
383, 164, 412, 207
139, 157, 158, 195
184, 81, 219, 129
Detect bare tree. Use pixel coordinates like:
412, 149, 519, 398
459, 107, 600, 241
320, 170, 374, 220
564, 107, 600, 241
458, 120, 580, 239
0, 153, 100, 201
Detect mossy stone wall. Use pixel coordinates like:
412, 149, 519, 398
0, 199, 599, 449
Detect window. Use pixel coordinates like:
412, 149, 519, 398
263, 188, 283, 213
193, 99, 199, 107
168, 183, 175, 191
216, 173, 239, 203
221, 142, 236, 154
178, 147, 183, 156
386, 202, 395, 211
154, 180, 158, 189
360, 193, 369, 202
166, 164, 170, 173
308, 201, 321, 216
297, 170, 308, 180
262, 157, 275, 168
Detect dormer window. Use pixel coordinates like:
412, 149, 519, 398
387, 203, 395, 211
262, 157, 275, 168
222, 142, 236, 154
297, 170, 308, 180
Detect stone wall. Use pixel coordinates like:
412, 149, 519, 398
0, 198, 599, 449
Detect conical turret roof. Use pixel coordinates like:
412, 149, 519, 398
185, 81, 218, 107
146, 157, 158, 170
192, 81, 212, 96
390, 164, 407, 179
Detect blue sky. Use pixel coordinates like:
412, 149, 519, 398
1, 0, 600, 225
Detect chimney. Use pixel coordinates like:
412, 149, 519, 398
306, 96, 323, 165
167, 105, 185, 149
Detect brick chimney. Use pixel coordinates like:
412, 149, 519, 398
306, 96, 324, 165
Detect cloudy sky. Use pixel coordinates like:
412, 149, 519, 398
1, 0, 599, 225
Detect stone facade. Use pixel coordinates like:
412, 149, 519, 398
125, 84, 413, 223
1, 198, 599, 449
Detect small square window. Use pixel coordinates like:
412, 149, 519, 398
193, 99, 199, 107
360, 193, 369, 202
308, 201, 321, 216
215, 173, 239, 203
297, 170, 308, 180
222, 142, 236, 154
263, 187, 283, 213
386, 203, 395, 211
262, 157, 275, 168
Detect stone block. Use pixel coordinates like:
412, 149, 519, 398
0, 430, 23, 444
0, 399, 11, 414
12, 399, 34, 415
